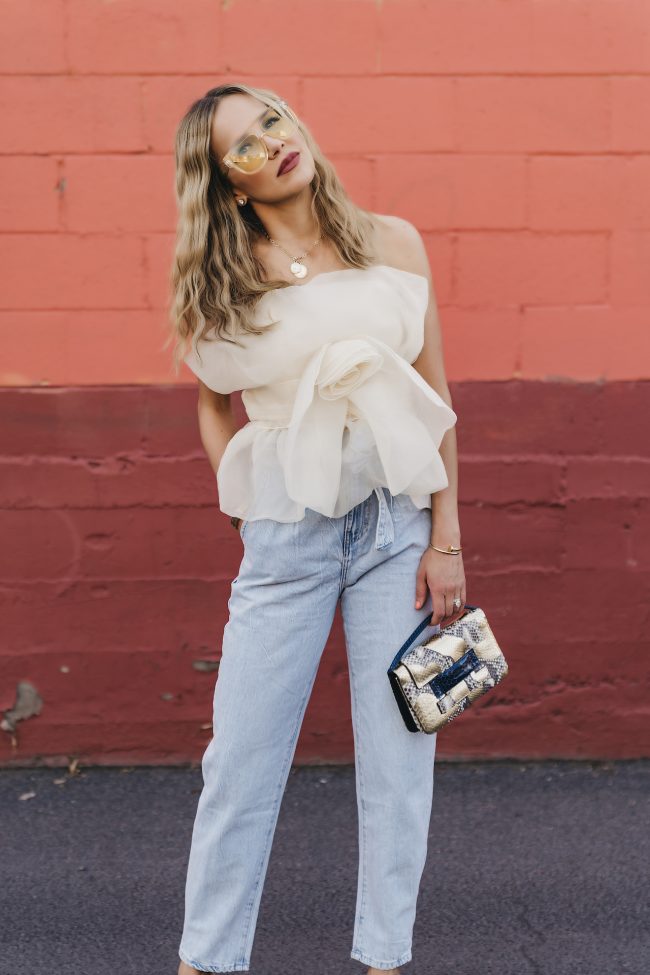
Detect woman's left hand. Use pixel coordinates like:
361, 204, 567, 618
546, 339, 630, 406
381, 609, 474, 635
414, 548, 466, 628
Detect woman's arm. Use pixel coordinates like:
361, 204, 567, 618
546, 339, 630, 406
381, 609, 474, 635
410, 276, 461, 552
195, 379, 240, 475
382, 216, 466, 625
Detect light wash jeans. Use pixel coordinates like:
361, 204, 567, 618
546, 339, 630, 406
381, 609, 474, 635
178, 487, 441, 973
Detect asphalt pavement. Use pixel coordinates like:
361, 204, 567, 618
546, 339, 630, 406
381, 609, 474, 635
1, 761, 648, 975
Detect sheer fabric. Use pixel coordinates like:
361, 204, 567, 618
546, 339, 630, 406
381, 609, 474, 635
183, 264, 457, 522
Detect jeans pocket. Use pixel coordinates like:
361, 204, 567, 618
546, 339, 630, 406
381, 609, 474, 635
238, 518, 248, 539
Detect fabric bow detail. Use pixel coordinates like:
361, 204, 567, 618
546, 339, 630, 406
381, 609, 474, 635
282, 335, 457, 515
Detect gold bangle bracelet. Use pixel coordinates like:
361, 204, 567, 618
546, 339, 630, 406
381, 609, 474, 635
429, 543, 462, 555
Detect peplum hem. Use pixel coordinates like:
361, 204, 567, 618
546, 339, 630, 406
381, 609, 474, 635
216, 416, 448, 522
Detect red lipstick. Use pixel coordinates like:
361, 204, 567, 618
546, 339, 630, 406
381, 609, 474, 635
278, 152, 299, 176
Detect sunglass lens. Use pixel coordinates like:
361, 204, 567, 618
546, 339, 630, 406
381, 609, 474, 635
230, 134, 267, 173
261, 106, 297, 140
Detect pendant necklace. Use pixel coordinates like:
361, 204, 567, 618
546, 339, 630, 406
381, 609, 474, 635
261, 228, 323, 279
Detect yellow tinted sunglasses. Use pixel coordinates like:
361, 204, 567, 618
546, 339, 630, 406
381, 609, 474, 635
222, 101, 299, 175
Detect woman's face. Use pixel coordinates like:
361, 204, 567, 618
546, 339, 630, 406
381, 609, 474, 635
211, 94, 315, 204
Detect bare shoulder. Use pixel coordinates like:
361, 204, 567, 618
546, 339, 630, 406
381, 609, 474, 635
369, 213, 431, 281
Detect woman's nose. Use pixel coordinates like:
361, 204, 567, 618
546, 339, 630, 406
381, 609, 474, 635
263, 135, 284, 153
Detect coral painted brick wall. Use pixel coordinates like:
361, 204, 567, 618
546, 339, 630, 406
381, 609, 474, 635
1, 0, 649, 765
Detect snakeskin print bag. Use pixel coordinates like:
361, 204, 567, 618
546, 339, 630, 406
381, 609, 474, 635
387, 604, 508, 733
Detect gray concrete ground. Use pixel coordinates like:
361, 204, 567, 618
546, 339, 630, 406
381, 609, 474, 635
0, 761, 648, 975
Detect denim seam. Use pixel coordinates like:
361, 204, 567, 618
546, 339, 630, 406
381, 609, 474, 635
237, 669, 314, 963
339, 510, 354, 594
347, 648, 368, 948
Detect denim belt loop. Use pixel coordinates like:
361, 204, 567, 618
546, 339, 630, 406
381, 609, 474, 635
373, 486, 395, 550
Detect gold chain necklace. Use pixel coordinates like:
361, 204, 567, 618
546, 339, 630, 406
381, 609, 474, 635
261, 228, 323, 279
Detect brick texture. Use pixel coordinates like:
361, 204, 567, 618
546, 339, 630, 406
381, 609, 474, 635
1, 382, 648, 765
1, 1, 649, 764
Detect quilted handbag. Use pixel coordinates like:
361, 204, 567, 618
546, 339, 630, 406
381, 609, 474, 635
387, 604, 508, 733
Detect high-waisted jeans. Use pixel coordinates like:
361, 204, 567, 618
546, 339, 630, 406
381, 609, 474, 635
178, 486, 441, 973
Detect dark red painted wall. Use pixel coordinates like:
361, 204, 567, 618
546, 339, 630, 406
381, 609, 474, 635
2, 380, 648, 766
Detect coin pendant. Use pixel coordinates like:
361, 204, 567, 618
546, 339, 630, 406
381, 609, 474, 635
290, 261, 308, 278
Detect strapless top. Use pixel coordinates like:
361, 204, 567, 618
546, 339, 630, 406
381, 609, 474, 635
183, 264, 457, 523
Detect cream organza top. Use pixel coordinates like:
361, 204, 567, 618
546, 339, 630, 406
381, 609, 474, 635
183, 264, 457, 522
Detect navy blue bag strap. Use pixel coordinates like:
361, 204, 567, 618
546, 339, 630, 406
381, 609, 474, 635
387, 603, 478, 672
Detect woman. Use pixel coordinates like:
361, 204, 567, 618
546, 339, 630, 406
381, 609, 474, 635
170, 83, 466, 975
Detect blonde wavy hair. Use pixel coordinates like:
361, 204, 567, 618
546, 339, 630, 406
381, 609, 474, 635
166, 82, 380, 374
